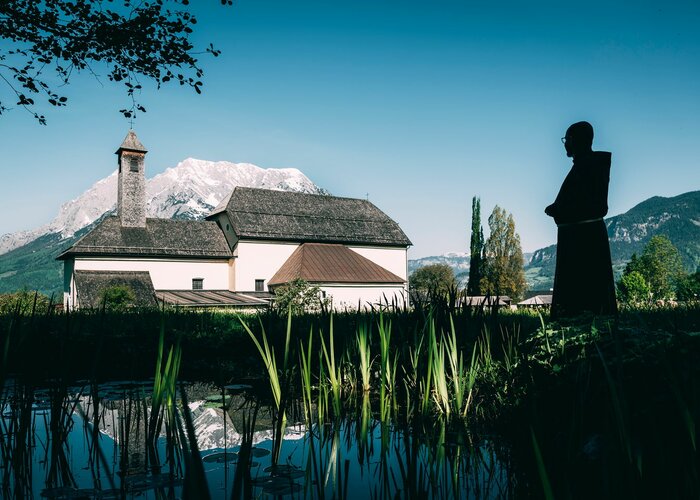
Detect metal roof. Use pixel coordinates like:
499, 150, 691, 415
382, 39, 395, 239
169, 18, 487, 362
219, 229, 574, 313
268, 243, 405, 286
156, 290, 272, 307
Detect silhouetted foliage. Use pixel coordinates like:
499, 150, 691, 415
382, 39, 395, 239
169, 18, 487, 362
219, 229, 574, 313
0, 0, 232, 124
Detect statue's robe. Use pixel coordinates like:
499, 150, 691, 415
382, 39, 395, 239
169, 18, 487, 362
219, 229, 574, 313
546, 151, 617, 318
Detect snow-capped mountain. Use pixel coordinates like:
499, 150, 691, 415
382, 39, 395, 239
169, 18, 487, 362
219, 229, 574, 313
0, 158, 326, 255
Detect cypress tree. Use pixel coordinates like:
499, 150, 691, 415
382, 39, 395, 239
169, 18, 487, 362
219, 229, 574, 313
467, 196, 484, 296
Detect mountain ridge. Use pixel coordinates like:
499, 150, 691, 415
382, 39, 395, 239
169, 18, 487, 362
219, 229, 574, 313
0, 158, 326, 256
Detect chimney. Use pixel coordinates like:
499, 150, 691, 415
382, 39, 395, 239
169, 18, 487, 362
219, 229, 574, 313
115, 130, 148, 228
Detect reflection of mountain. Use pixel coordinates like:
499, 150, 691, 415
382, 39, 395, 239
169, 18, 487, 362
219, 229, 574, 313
78, 394, 303, 453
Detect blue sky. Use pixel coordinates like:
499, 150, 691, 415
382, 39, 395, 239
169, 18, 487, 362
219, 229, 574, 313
1, 0, 698, 258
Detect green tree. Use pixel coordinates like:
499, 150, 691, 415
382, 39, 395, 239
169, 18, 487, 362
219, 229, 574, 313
272, 278, 330, 314
639, 235, 685, 300
616, 270, 651, 304
466, 196, 484, 296
480, 205, 526, 301
0, 290, 50, 314
676, 271, 700, 302
99, 285, 136, 311
1, 0, 231, 124
409, 264, 457, 303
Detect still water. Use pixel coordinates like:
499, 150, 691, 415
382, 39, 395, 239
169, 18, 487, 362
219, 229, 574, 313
0, 380, 516, 499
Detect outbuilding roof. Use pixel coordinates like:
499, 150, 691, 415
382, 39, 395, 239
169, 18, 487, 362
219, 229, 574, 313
74, 270, 157, 308
57, 216, 231, 260
156, 290, 272, 308
268, 243, 405, 286
517, 294, 553, 306
208, 187, 412, 247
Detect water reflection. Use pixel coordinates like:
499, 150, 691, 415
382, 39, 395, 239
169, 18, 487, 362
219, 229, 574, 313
0, 380, 516, 498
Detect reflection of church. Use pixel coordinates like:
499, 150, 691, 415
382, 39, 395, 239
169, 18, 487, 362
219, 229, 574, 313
59, 131, 411, 310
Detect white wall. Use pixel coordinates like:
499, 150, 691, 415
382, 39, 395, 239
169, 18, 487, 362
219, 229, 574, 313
320, 284, 407, 311
347, 246, 408, 280
63, 259, 75, 309
74, 257, 232, 290
234, 241, 300, 291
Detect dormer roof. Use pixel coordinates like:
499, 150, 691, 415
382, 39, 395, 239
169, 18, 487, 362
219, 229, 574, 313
116, 130, 147, 154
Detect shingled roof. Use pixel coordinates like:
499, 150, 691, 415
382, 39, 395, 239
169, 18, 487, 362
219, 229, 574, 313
57, 217, 231, 259
268, 243, 405, 286
208, 187, 412, 247
74, 270, 157, 308
116, 130, 147, 153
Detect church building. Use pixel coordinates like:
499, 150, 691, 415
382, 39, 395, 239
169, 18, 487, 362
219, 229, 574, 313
58, 132, 411, 310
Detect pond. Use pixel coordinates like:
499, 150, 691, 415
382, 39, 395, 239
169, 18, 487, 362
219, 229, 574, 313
0, 379, 518, 499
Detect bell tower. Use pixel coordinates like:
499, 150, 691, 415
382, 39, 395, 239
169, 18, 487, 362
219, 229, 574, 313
116, 130, 148, 228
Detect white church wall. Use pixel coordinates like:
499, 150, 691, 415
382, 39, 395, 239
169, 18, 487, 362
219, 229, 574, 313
63, 259, 75, 309
74, 257, 231, 290
234, 241, 300, 291
347, 246, 408, 280
320, 284, 407, 311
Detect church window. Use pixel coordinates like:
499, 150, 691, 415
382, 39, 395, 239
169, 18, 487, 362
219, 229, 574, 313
255, 279, 264, 292
130, 157, 139, 172
192, 278, 203, 290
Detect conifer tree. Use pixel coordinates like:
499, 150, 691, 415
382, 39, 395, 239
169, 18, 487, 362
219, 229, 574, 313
466, 196, 484, 296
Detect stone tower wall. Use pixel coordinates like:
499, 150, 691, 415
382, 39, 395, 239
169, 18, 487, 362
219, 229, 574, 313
118, 152, 146, 227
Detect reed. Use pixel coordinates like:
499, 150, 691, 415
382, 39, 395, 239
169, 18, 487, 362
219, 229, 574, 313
377, 314, 396, 398
320, 314, 342, 417
355, 322, 372, 393
148, 322, 182, 446
299, 327, 314, 426
431, 331, 450, 416
530, 427, 555, 500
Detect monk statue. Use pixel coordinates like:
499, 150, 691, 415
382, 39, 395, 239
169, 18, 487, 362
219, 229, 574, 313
545, 121, 617, 318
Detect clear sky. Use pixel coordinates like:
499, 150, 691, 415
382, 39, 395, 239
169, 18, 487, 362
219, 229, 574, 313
1, 0, 698, 258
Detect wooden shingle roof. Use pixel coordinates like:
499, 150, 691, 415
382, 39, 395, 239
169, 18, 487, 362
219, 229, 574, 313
57, 216, 231, 260
74, 270, 157, 308
268, 243, 405, 286
208, 187, 411, 247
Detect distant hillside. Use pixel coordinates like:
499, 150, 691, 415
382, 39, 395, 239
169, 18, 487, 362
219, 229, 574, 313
408, 190, 700, 291
408, 253, 471, 284
526, 190, 700, 289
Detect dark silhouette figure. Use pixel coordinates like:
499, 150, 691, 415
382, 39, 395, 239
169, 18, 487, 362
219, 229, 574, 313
545, 121, 617, 318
